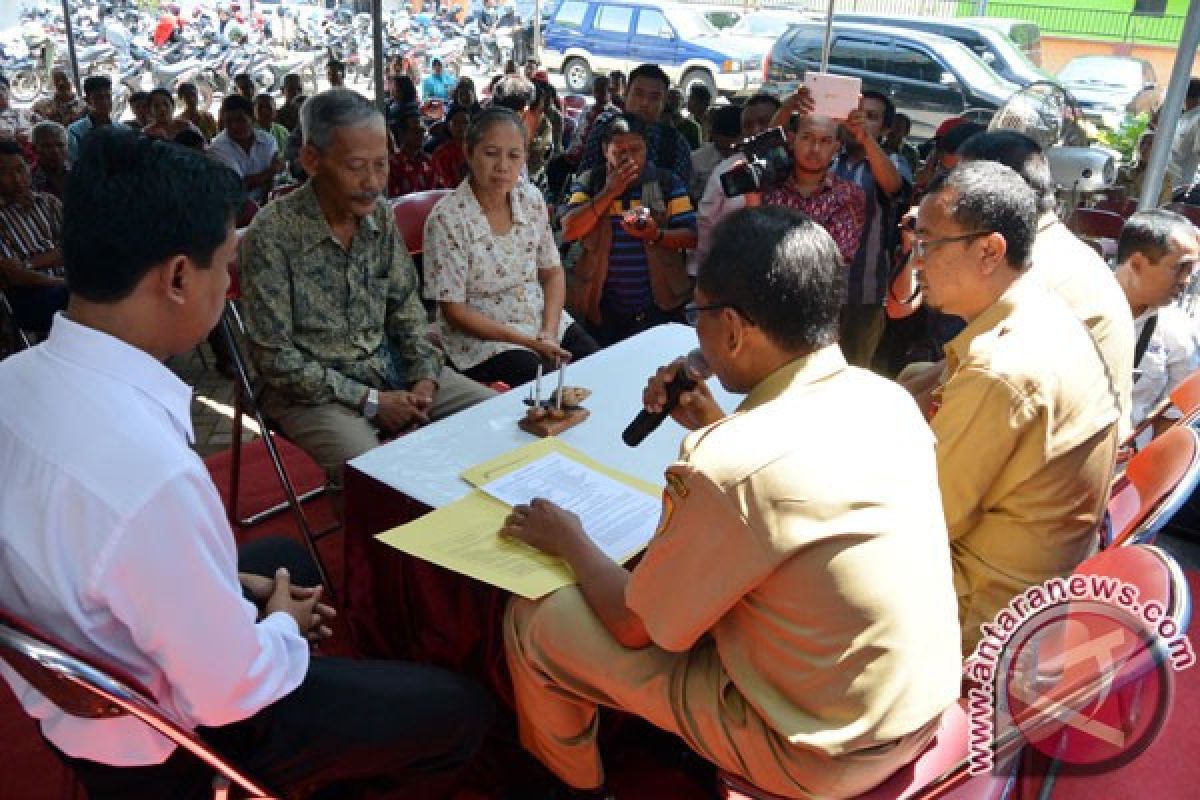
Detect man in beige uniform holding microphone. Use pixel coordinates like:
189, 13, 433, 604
501, 206, 963, 799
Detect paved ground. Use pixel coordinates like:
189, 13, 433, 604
167, 341, 258, 459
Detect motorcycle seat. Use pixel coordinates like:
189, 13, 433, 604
76, 43, 116, 62
155, 60, 199, 80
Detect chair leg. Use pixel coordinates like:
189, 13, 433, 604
228, 388, 245, 528
212, 775, 230, 800
219, 302, 338, 597
254, 414, 337, 598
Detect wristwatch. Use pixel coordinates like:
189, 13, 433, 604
363, 388, 380, 420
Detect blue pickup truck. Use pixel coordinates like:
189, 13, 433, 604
540, 0, 762, 97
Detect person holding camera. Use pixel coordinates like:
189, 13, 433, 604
691, 93, 781, 276
831, 90, 911, 369
560, 113, 697, 346
744, 89, 865, 270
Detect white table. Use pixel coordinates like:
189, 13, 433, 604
342, 323, 740, 662
348, 323, 740, 507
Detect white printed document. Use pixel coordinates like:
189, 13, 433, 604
480, 451, 661, 562
804, 71, 862, 120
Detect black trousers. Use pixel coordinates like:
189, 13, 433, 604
583, 302, 678, 348
462, 322, 600, 387
53, 537, 492, 800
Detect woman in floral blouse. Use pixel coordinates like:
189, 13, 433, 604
423, 107, 599, 387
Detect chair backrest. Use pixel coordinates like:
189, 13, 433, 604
0, 609, 276, 798
1164, 201, 1200, 228
1093, 192, 1137, 219
1075, 544, 1191, 634
1168, 366, 1200, 422
391, 188, 453, 256
998, 544, 1190, 795
237, 197, 260, 228
1105, 425, 1200, 548
1067, 207, 1126, 241
267, 182, 303, 204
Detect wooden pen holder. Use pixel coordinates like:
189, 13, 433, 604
518, 405, 591, 437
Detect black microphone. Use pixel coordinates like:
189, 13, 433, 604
622, 349, 712, 447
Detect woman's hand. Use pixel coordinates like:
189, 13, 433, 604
528, 332, 571, 363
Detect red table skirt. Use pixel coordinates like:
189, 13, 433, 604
342, 465, 516, 708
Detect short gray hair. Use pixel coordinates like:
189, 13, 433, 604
300, 88, 383, 151
32, 120, 66, 144
466, 106, 526, 152
491, 76, 536, 113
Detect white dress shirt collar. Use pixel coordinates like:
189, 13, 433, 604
44, 312, 195, 443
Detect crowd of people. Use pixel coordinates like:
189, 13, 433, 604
2, 51, 1200, 800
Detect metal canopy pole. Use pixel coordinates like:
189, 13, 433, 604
533, 0, 541, 62
371, 0, 386, 112
61, 0, 81, 92
819, 0, 836, 73
1139, 0, 1200, 211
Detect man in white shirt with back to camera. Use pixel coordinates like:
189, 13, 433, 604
0, 129, 488, 800
1113, 208, 1200, 436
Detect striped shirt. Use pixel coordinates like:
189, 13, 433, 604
833, 152, 912, 307
0, 192, 63, 262
566, 165, 696, 313
578, 113, 694, 186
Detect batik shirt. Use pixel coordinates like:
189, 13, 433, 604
763, 173, 866, 269
31, 94, 87, 126
238, 182, 442, 410
388, 151, 442, 198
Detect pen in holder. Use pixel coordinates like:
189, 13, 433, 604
519, 358, 591, 437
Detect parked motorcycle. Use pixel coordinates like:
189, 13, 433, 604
1, 36, 42, 103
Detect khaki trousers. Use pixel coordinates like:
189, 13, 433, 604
504, 588, 941, 799
838, 304, 886, 371
261, 366, 495, 486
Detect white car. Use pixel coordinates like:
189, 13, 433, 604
726, 9, 817, 54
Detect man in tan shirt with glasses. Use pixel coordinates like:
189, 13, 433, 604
914, 161, 1121, 656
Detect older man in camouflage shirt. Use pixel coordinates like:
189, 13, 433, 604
240, 89, 493, 485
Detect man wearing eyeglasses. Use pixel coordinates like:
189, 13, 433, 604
1114, 209, 1200, 433
915, 161, 1122, 658
500, 206, 963, 799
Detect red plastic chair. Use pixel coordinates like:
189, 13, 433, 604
1104, 425, 1200, 548
1067, 208, 1125, 240
391, 188, 453, 255
236, 197, 260, 228
1164, 202, 1200, 228
1126, 367, 1200, 450
0, 609, 276, 799
266, 182, 303, 204
1093, 194, 1137, 219
1010, 544, 1191, 798
718, 702, 1015, 800
563, 94, 588, 114
1169, 366, 1200, 421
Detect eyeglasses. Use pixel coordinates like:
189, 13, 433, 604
684, 302, 739, 326
913, 231, 994, 260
